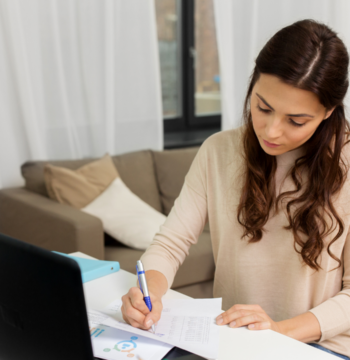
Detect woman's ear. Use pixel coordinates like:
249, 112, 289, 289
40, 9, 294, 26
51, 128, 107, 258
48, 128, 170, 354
324, 106, 336, 120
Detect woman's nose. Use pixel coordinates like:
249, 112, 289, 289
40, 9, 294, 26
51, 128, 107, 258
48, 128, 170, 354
265, 117, 283, 140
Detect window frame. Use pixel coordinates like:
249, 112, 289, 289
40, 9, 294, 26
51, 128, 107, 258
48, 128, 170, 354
163, 0, 221, 148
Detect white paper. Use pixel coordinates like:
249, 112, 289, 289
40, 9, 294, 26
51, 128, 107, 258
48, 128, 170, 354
88, 309, 110, 327
88, 309, 173, 360
97, 298, 223, 360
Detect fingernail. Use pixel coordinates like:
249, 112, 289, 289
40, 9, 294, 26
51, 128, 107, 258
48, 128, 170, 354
146, 319, 153, 327
229, 321, 236, 328
216, 318, 223, 325
248, 324, 255, 329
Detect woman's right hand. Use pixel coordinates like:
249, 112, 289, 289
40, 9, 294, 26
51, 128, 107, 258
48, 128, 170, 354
121, 286, 163, 330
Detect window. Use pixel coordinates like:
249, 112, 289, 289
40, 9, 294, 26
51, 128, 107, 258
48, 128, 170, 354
155, 0, 221, 148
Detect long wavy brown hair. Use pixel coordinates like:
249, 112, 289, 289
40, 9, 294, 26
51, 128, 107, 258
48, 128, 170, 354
237, 19, 350, 271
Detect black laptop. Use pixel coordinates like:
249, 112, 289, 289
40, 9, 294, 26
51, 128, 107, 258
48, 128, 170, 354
0, 233, 95, 360
0, 233, 205, 360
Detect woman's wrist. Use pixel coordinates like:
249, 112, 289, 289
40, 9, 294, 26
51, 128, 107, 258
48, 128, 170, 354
136, 270, 168, 299
277, 312, 321, 343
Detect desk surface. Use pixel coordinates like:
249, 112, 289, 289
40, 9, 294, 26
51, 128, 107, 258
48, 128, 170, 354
72, 252, 337, 360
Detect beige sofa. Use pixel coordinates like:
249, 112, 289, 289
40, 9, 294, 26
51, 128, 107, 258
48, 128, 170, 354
0, 147, 215, 298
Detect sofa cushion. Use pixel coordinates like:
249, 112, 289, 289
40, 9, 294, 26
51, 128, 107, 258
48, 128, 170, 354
104, 230, 215, 288
112, 151, 162, 213
152, 146, 200, 215
22, 158, 97, 198
175, 280, 213, 299
21, 150, 163, 213
44, 154, 118, 208
82, 178, 166, 250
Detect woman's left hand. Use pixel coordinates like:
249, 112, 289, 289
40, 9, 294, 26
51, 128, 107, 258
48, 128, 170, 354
216, 304, 281, 332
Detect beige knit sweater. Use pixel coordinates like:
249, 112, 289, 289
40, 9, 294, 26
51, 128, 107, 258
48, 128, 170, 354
141, 126, 350, 357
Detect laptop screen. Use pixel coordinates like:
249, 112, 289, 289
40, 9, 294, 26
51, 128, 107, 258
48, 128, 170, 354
0, 233, 94, 360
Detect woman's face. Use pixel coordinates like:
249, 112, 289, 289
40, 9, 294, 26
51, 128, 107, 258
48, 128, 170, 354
251, 73, 335, 155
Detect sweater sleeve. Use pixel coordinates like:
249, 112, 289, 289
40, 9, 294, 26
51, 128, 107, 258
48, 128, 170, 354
309, 228, 350, 342
140, 139, 209, 290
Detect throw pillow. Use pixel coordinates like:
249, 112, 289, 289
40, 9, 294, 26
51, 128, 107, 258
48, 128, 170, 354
44, 154, 118, 209
82, 177, 166, 250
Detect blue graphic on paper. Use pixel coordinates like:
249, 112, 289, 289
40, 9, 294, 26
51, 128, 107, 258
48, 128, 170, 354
104, 336, 138, 358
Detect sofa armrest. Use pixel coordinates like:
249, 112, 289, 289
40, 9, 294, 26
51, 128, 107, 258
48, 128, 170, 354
0, 188, 104, 259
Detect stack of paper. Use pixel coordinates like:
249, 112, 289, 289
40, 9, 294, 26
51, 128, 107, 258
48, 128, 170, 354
88, 298, 222, 360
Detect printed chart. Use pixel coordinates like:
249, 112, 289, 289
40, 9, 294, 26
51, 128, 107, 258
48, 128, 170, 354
89, 323, 172, 360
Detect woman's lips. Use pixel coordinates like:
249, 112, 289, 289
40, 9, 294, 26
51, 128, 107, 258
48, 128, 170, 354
263, 139, 280, 148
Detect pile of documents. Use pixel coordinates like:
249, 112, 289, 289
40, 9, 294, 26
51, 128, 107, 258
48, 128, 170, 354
88, 298, 222, 360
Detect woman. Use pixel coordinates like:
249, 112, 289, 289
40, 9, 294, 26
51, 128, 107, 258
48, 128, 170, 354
121, 19, 350, 359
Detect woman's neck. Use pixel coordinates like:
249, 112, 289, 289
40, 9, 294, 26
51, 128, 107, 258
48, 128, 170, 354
275, 145, 306, 167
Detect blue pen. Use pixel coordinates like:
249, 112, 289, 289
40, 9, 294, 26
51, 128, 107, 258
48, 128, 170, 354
136, 260, 155, 333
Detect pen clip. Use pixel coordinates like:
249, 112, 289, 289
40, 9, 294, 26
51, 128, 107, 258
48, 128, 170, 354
136, 264, 144, 295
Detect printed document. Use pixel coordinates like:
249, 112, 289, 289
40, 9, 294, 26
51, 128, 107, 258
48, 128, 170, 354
89, 298, 222, 360
88, 309, 173, 360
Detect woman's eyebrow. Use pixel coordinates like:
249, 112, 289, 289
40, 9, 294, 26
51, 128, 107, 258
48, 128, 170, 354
256, 93, 315, 118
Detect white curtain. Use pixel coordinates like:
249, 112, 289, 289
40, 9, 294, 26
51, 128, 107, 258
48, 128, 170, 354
0, 0, 163, 189
213, 0, 350, 131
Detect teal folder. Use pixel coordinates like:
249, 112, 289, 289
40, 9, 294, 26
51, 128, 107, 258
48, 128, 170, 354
53, 252, 120, 283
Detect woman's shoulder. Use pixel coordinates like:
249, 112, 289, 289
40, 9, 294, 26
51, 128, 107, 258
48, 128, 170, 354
201, 125, 245, 155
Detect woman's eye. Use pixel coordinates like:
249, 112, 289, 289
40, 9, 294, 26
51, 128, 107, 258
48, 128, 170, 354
256, 104, 270, 113
289, 119, 305, 127
256, 104, 305, 127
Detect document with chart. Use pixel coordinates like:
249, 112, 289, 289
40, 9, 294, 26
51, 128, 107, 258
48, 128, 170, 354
89, 298, 222, 360
88, 310, 173, 360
